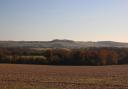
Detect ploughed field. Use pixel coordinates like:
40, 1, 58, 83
0, 64, 128, 89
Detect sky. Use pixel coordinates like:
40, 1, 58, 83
0, 0, 128, 42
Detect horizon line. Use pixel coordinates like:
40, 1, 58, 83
0, 39, 127, 43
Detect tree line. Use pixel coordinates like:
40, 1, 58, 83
0, 47, 128, 65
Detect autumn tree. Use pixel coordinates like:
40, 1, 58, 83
98, 49, 109, 65
109, 51, 118, 65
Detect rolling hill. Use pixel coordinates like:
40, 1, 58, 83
0, 39, 128, 48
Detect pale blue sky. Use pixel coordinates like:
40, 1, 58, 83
0, 0, 128, 42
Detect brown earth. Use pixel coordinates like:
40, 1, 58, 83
0, 64, 128, 89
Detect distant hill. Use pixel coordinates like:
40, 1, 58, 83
0, 39, 128, 48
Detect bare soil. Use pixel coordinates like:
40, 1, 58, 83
0, 64, 128, 89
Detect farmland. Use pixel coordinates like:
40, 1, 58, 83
0, 64, 128, 89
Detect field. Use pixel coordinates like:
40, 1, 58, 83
0, 64, 128, 89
